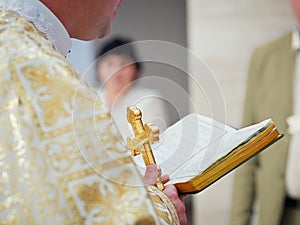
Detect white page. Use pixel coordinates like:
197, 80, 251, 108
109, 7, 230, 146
134, 113, 235, 174
167, 118, 272, 183
133, 113, 271, 184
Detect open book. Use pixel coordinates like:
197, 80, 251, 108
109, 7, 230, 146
133, 113, 282, 194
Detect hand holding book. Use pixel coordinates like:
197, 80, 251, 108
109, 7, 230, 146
127, 106, 282, 194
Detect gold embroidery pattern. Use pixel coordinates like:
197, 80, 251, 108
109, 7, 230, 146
96, 121, 125, 153
0, 193, 35, 224
45, 135, 85, 173
16, 146, 48, 183
75, 177, 153, 224
1, 8, 165, 224
59, 168, 158, 224
0, 160, 16, 198
147, 186, 179, 225
21, 64, 75, 127
28, 182, 71, 224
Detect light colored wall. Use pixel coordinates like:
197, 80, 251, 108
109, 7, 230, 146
187, 0, 294, 224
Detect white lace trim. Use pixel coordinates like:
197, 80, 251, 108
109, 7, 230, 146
0, 0, 71, 56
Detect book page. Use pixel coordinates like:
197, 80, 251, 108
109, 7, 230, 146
167, 118, 272, 184
133, 113, 271, 184
133, 113, 235, 175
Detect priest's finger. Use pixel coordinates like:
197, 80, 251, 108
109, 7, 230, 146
143, 164, 158, 185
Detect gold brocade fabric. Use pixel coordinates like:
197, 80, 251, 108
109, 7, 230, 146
147, 186, 180, 225
0, 8, 178, 225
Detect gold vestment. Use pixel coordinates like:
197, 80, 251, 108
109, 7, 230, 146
0, 8, 179, 225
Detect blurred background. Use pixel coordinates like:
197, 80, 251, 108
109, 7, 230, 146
67, 0, 295, 224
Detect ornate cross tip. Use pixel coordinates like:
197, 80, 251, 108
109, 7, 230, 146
144, 123, 160, 144
126, 106, 160, 160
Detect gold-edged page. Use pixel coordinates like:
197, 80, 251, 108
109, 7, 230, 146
167, 118, 273, 185
176, 122, 280, 194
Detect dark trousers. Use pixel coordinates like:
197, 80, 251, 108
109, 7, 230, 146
280, 197, 300, 225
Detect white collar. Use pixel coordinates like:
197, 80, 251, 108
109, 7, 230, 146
292, 27, 300, 52
0, 0, 72, 56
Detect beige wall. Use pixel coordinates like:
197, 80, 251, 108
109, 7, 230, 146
187, 0, 294, 224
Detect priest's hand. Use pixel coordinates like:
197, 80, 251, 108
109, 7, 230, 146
144, 164, 188, 225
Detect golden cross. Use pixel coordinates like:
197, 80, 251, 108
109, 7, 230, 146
126, 106, 164, 191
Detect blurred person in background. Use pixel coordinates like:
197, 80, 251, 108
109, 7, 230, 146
0, 0, 187, 224
229, 0, 300, 224
96, 36, 170, 140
